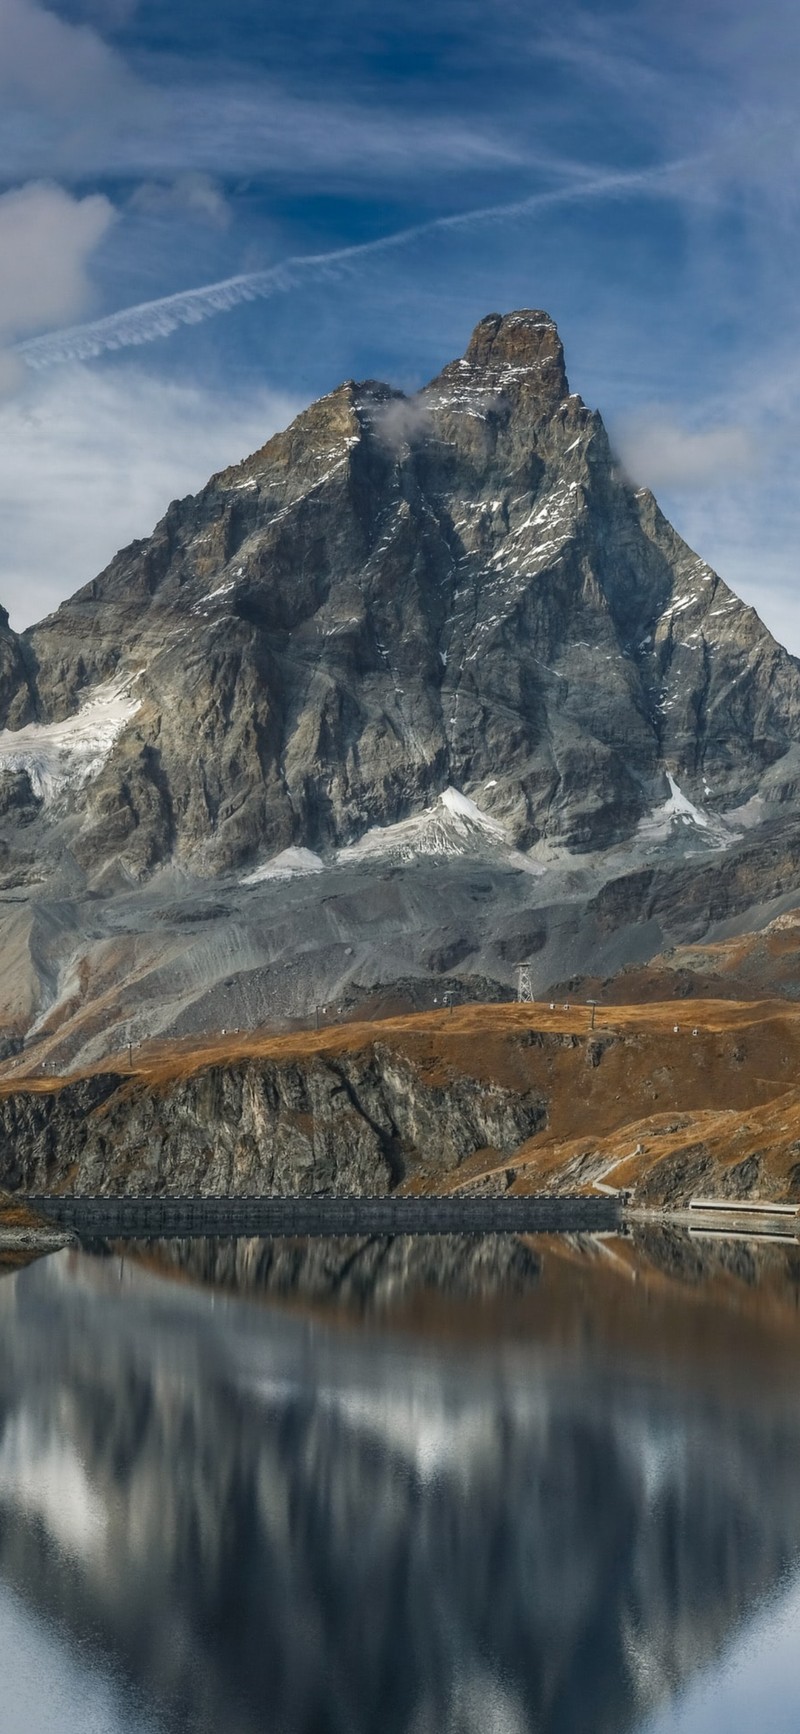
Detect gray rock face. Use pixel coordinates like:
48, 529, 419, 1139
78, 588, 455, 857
0, 1050, 545, 1195
3, 309, 800, 1058
4, 308, 800, 878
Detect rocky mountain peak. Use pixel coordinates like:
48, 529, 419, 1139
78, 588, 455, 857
464, 309, 566, 383
421, 309, 570, 434
4, 312, 800, 1059
1, 308, 800, 886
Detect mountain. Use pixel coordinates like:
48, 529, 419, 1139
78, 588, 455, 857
3, 309, 800, 1065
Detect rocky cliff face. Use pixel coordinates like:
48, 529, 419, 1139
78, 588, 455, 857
3, 309, 800, 1060
4, 999, 800, 1206
0, 1045, 544, 1196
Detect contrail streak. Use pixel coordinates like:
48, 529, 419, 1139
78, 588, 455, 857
16, 160, 692, 370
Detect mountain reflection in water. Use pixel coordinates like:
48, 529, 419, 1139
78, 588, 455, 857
0, 1234, 799, 1733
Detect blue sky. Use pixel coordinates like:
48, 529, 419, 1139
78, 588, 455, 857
1, 0, 799, 642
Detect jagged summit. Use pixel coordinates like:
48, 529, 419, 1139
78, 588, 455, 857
421, 308, 570, 424
303, 309, 571, 445
465, 307, 558, 356
460, 308, 568, 395
0, 306, 798, 880
1, 310, 800, 1062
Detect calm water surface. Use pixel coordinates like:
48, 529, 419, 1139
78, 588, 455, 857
0, 1231, 799, 1733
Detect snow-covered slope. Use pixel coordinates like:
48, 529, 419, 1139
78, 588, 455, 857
0, 678, 141, 805
635, 773, 739, 853
336, 787, 538, 868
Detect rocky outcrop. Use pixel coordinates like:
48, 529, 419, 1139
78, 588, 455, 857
0, 606, 34, 730
0, 1049, 545, 1196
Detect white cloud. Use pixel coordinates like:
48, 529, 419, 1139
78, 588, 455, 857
0, 182, 115, 389
0, 10, 124, 392
613, 410, 756, 490
129, 173, 231, 228
658, 479, 800, 655
0, 0, 125, 111
606, 336, 800, 655
0, 182, 115, 342
0, 365, 302, 629
371, 394, 435, 451
0, 353, 26, 397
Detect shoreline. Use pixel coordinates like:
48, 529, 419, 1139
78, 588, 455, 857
3, 1200, 799, 1251
0, 1226, 77, 1251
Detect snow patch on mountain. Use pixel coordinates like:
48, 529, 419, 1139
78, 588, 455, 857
439, 785, 507, 836
338, 785, 540, 871
636, 773, 738, 851
242, 846, 325, 884
0, 677, 141, 804
240, 787, 543, 882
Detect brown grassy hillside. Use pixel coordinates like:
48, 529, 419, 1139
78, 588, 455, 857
3, 999, 800, 1203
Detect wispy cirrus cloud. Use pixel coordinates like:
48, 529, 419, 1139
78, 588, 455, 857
15, 152, 700, 370
0, 0, 522, 188
128, 173, 231, 229
533, 0, 800, 241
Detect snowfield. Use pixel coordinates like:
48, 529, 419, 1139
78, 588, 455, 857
242, 846, 325, 884
0, 677, 141, 804
241, 786, 543, 883
635, 772, 738, 851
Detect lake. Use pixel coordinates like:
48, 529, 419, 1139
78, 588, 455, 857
0, 1227, 799, 1733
